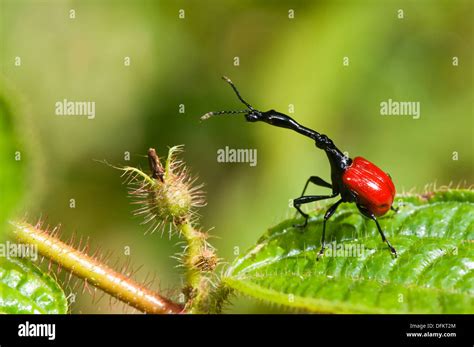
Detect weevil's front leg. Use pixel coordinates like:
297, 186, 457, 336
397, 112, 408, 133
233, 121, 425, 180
293, 176, 333, 217
299, 176, 332, 197
293, 193, 338, 228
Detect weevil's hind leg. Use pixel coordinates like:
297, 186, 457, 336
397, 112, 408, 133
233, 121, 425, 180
317, 199, 343, 260
357, 204, 397, 257
372, 216, 397, 257
358, 204, 397, 257
390, 205, 399, 213
292, 193, 338, 228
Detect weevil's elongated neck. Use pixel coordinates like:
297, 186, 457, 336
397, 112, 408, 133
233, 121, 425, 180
257, 110, 314, 137
259, 110, 341, 148
256, 109, 352, 171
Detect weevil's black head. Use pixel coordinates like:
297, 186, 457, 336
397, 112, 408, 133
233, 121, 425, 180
245, 110, 262, 122
315, 134, 334, 149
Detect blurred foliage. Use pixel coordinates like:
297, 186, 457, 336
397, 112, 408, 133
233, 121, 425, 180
0, 84, 25, 239
0, 0, 472, 313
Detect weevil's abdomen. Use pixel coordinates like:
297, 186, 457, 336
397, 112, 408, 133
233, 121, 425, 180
342, 157, 395, 216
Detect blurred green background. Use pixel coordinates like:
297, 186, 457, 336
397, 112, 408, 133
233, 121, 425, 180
1, 0, 472, 313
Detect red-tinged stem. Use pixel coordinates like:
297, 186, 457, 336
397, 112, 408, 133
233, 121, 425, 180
9, 221, 183, 314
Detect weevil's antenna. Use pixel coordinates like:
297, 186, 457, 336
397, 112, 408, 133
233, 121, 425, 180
221, 76, 255, 110
201, 109, 248, 120
200, 76, 256, 120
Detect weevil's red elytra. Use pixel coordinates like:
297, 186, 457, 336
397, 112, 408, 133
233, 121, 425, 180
342, 157, 396, 217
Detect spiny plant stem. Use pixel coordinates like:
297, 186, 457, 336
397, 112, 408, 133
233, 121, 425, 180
179, 220, 211, 313
9, 221, 183, 314
180, 222, 201, 287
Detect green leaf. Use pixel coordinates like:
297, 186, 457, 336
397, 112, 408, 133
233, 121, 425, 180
0, 257, 68, 314
224, 190, 474, 313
